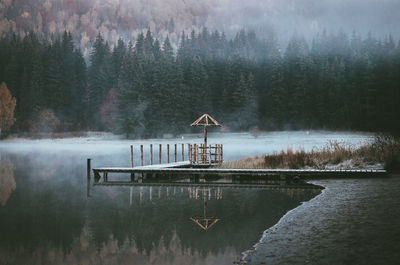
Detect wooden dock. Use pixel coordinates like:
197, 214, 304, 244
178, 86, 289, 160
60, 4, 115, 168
92, 162, 387, 184
88, 138, 386, 189
94, 167, 386, 176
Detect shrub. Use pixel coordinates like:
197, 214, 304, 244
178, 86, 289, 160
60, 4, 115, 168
30, 109, 60, 133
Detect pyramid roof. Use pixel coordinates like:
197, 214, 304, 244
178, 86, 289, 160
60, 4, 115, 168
190, 114, 221, 127
190, 217, 220, 230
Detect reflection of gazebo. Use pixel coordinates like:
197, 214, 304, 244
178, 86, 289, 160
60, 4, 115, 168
190, 114, 222, 165
190, 188, 220, 230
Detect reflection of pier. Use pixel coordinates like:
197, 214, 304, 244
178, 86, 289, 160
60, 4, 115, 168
126, 185, 222, 230
190, 188, 220, 231
124, 185, 223, 205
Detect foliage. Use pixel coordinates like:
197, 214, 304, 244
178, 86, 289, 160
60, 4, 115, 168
30, 109, 60, 133
0, 82, 16, 136
0, 157, 15, 206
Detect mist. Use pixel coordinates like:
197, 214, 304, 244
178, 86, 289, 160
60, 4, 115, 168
0, 0, 399, 54
0, 131, 374, 163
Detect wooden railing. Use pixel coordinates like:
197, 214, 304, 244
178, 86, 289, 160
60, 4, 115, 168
127, 143, 223, 166
188, 144, 223, 165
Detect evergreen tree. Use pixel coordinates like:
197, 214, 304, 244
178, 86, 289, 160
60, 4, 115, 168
87, 33, 112, 130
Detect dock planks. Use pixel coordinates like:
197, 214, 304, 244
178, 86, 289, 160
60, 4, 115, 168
93, 164, 387, 179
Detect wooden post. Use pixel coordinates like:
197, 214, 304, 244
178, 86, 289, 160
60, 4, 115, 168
192, 144, 194, 163
199, 144, 202, 163
219, 144, 222, 163
182, 143, 184, 161
192, 144, 195, 163
174, 144, 177, 162
130, 145, 134, 181
195, 144, 199, 164
150, 144, 153, 165
159, 144, 162, 164
209, 145, 212, 164
189, 144, 192, 163
215, 144, 218, 163
204, 126, 207, 151
213, 144, 216, 163
202, 144, 205, 163
221, 144, 223, 163
87, 158, 91, 179
140, 145, 144, 166
130, 145, 134, 167
87, 158, 91, 197
167, 144, 170, 163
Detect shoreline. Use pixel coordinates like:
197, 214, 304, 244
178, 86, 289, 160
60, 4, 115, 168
241, 175, 400, 265
241, 181, 327, 263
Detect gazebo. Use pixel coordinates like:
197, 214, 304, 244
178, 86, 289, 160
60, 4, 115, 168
190, 114, 222, 164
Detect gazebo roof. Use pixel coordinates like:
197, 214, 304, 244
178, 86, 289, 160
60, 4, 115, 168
190, 217, 220, 230
190, 114, 221, 127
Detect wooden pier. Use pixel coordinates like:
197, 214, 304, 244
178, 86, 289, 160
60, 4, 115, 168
93, 166, 386, 179
88, 114, 386, 189
91, 157, 387, 187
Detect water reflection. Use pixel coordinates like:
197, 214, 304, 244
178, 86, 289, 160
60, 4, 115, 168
0, 151, 321, 265
190, 188, 221, 230
0, 156, 15, 206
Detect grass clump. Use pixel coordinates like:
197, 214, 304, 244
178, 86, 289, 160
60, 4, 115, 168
222, 135, 400, 172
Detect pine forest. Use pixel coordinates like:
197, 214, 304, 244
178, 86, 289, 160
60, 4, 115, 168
0, 29, 399, 137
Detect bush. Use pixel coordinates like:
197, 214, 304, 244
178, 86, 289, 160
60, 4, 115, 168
30, 109, 60, 133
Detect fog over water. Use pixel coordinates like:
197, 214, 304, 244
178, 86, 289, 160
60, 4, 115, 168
0, 131, 374, 164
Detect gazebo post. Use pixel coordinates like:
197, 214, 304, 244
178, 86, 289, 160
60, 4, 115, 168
204, 125, 207, 148
203, 126, 207, 163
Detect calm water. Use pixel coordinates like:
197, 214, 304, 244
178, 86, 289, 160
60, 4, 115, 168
0, 152, 320, 265
0, 132, 372, 264
244, 177, 400, 265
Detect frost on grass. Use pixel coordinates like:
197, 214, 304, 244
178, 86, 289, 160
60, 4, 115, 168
222, 136, 400, 171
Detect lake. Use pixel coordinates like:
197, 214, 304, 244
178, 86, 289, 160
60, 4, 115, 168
0, 131, 374, 264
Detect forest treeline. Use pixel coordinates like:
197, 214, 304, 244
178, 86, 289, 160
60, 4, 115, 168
0, 29, 399, 137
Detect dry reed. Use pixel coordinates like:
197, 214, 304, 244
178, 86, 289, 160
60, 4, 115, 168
222, 135, 400, 172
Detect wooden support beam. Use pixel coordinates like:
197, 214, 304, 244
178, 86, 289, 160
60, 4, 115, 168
214, 144, 218, 163
87, 158, 91, 179
130, 145, 134, 167
221, 144, 223, 163
150, 144, 153, 165
192, 144, 194, 163
167, 144, 170, 163
209, 145, 212, 164
200, 144, 203, 163
196, 144, 198, 164
174, 144, 177, 162
130, 145, 134, 181
140, 145, 144, 166
159, 144, 162, 164
189, 144, 192, 163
